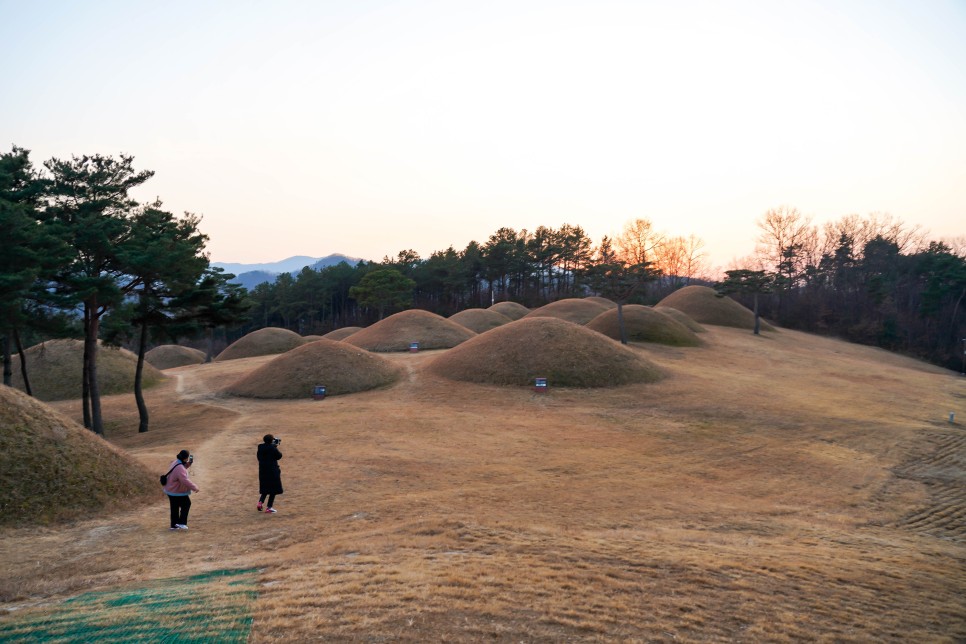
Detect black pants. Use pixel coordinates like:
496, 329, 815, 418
259, 493, 276, 507
168, 495, 191, 527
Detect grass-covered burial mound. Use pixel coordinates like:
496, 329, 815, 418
322, 327, 363, 341
225, 339, 403, 398
656, 286, 775, 331
12, 339, 165, 402
344, 310, 476, 352
427, 317, 663, 387
653, 306, 707, 333
449, 308, 513, 333
145, 345, 207, 369
524, 298, 610, 325
488, 301, 529, 320
587, 305, 703, 346
0, 386, 157, 525
214, 327, 306, 361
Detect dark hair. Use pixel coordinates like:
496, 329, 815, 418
177, 449, 190, 461
263, 434, 274, 444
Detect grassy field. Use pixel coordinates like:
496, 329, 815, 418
0, 326, 964, 641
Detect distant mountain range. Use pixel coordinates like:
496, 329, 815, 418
212, 254, 365, 290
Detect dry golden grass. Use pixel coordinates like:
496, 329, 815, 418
322, 327, 363, 341
584, 295, 617, 308
343, 309, 476, 352
11, 339, 165, 401
1, 327, 964, 641
525, 297, 610, 325
654, 304, 707, 333
656, 285, 776, 331
448, 308, 513, 333
427, 317, 664, 387
224, 339, 403, 399
0, 387, 157, 525
586, 304, 703, 346
488, 301, 529, 320
145, 344, 207, 370
214, 327, 306, 362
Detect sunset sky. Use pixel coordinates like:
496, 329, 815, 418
2, 0, 964, 273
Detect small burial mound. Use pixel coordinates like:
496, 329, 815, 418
654, 306, 707, 333
449, 308, 513, 334
322, 327, 363, 341
586, 305, 703, 346
524, 298, 610, 325
145, 345, 207, 370
656, 285, 775, 331
488, 301, 529, 321
12, 339, 165, 401
584, 296, 618, 309
0, 386, 157, 525
214, 327, 306, 361
301, 335, 325, 342
427, 317, 663, 387
344, 310, 476, 352
225, 338, 403, 398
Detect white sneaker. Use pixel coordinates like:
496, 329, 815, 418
175, 524, 189, 530
264, 508, 277, 514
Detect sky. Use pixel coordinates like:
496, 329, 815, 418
2, 0, 964, 274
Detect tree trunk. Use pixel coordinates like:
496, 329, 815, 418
82, 309, 92, 429
753, 293, 761, 336
86, 301, 104, 435
206, 326, 215, 363
135, 317, 150, 433
13, 327, 32, 396
2, 332, 11, 387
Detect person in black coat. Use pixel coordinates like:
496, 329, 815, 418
257, 434, 284, 513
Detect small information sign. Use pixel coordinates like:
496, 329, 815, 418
409, 342, 420, 353
312, 385, 327, 400
534, 377, 548, 393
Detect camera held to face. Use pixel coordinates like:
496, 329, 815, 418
272, 437, 281, 446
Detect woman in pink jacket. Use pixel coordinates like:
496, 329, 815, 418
163, 449, 200, 530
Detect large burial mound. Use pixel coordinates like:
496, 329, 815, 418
322, 327, 363, 341
653, 305, 707, 333
214, 327, 306, 361
427, 317, 663, 387
584, 296, 617, 309
0, 387, 157, 525
525, 298, 610, 325
449, 308, 513, 334
12, 339, 165, 401
587, 305, 703, 346
488, 301, 529, 320
344, 310, 476, 352
656, 285, 775, 331
225, 338, 403, 398
145, 345, 206, 370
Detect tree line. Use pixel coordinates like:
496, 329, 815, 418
0, 147, 249, 434
242, 220, 708, 333
724, 206, 965, 370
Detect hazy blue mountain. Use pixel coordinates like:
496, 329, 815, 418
213, 255, 323, 275
230, 270, 280, 291
216, 254, 366, 290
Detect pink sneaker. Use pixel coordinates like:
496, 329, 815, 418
257, 503, 263, 511
264, 507, 277, 514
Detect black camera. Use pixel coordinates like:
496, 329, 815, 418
272, 437, 281, 445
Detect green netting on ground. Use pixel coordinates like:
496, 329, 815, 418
0, 568, 257, 643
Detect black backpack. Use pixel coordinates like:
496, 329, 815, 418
159, 463, 179, 485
